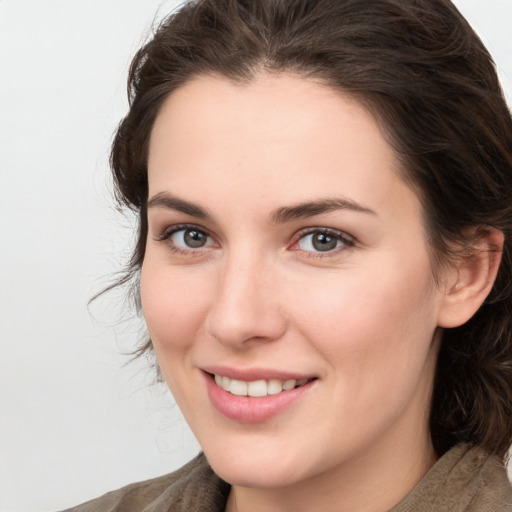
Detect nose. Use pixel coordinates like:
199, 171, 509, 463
205, 252, 287, 347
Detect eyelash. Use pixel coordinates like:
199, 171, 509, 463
155, 224, 216, 257
155, 224, 355, 258
291, 227, 355, 258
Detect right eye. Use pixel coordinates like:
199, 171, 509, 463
169, 227, 212, 249
156, 225, 216, 254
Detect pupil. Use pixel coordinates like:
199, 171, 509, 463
312, 233, 337, 251
184, 229, 206, 248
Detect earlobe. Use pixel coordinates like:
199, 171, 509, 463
437, 227, 504, 329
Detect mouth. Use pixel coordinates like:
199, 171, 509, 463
210, 373, 317, 397
203, 370, 318, 422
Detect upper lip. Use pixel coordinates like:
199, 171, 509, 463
201, 365, 316, 382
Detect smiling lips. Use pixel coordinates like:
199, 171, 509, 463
205, 371, 317, 423
214, 374, 312, 397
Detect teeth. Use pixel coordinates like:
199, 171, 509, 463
230, 379, 248, 396
248, 380, 267, 397
283, 379, 296, 390
267, 379, 283, 395
214, 375, 311, 397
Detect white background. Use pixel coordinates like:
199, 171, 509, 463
1, 1, 511, 511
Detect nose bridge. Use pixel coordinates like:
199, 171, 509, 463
205, 245, 285, 346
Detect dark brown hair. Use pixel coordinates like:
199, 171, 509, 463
111, 0, 512, 458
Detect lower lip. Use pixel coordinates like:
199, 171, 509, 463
204, 372, 315, 423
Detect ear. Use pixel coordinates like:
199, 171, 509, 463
437, 227, 504, 329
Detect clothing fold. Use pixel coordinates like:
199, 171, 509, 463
62, 444, 512, 512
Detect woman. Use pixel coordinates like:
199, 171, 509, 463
65, 0, 512, 510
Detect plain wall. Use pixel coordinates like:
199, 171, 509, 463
1, 1, 511, 511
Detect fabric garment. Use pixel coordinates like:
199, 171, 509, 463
62, 443, 512, 512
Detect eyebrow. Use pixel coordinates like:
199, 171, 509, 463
147, 192, 376, 223
147, 192, 212, 220
270, 198, 377, 224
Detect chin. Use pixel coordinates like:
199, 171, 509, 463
207, 454, 301, 489
200, 436, 324, 489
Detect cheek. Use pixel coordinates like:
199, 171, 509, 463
292, 258, 439, 381
140, 260, 210, 354
294, 265, 440, 441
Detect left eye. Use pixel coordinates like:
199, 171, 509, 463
296, 230, 351, 253
169, 228, 213, 249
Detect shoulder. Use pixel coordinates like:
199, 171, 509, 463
60, 453, 230, 512
463, 446, 512, 512
392, 444, 512, 511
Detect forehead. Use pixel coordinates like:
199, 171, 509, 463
147, 73, 418, 220
149, 73, 389, 158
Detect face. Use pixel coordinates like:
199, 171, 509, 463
141, 74, 448, 492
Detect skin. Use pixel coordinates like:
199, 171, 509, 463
140, 73, 497, 512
